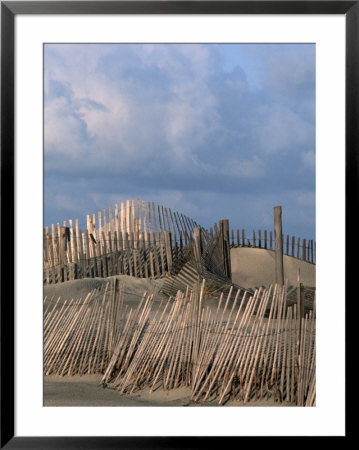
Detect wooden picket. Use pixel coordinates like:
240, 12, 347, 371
43, 200, 316, 285
44, 279, 316, 406
229, 228, 315, 264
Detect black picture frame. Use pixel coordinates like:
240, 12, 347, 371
1, 1, 354, 447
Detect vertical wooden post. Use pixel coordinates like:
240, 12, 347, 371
302, 238, 307, 261
43, 228, 50, 284
219, 219, 231, 280
133, 248, 138, 277
311, 240, 314, 263
159, 231, 165, 274
84, 230, 90, 278
193, 227, 203, 266
274, 206, 284, 285
264, 230, 267, 249
298, 283, 305, 319
164, 231, 173, 273
59, 226, 68, 282
297, 270, 305, 320
286, 235, 289, 255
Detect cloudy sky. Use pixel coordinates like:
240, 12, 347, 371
44, 43, 315, 239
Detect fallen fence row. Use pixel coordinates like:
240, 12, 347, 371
44, 279, 315, 406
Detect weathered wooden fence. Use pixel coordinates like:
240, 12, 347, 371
229, 228, 316, 264
44, 279, 316, 406
43, 199, 200, 284
43, 200, 316, 285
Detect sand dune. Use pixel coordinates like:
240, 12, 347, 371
231, 248, 315, 289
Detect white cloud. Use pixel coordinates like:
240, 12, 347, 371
44, 43, 315, 237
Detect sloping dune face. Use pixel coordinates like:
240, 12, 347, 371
231, 247, 315, 289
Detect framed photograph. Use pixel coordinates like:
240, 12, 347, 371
1, 1, 354, 447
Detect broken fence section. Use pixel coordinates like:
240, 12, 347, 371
43, 199, 316, 285
44, 279, 315, 406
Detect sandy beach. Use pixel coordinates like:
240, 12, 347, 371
44, 375, 291, 407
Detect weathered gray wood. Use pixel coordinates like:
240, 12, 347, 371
242, 229, 245, 247
183, 214, 192, 236
147, 232, 155, 278
141, 232, 149, 278
193, 227, 203, 265
170, 208, 181, 242
264, 230, 267, 249
219, 219, 231, 280
302, 238, 307, 261
43, 228, 50, 284
274, 206, 284, 285
164, 208, 172, 235
133, 248, 138, 277
47, 227, 56, 284
152, 232, 160, 276
59, 226, 68, 282
68, 220, 76, 279
311, 239, 314, 263
102, 231, 108, 278
297, 282, 305, 320
286, 234, 289, 255
107, 230, 114, 276
164, 231, 173, 273
291, 236, 295, 257
147, 202, 153, 235
78, 231, 85, 278
85, 230, 90, 278
96, 231, 102, 277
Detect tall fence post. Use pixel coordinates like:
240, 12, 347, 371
219, 219, 231, 280
274, 206, 284, 285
